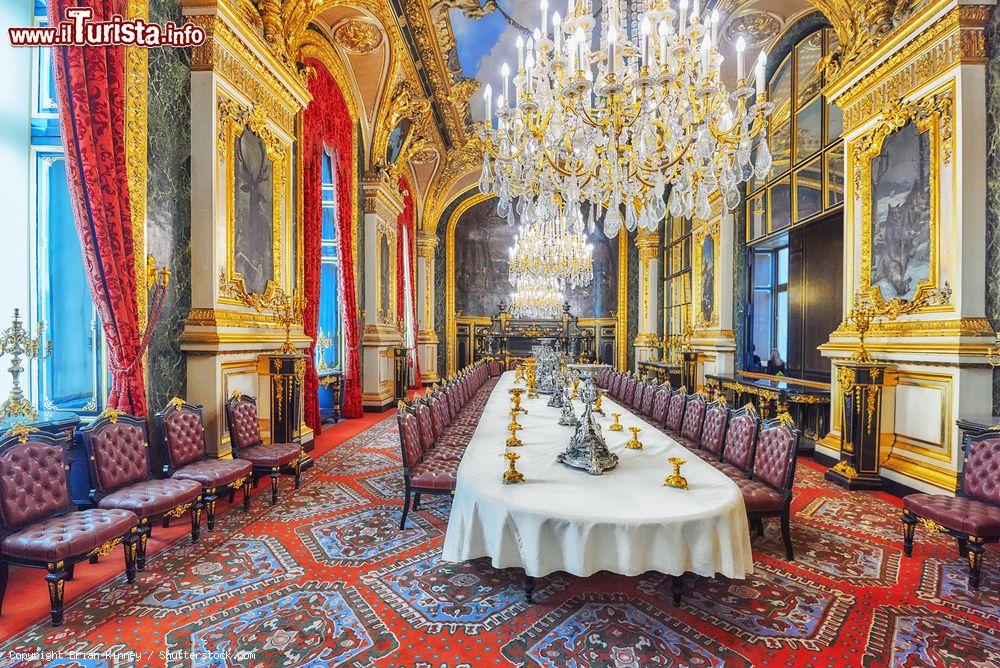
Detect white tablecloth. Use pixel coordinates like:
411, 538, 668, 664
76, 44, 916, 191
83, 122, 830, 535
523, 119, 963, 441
441, 371, 754, 579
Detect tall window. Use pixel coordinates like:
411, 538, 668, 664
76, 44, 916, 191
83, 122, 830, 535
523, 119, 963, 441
28, 1, 107, 413
662, 215, 692, 344
749, 247, 788, 367
317, 151, 344, 372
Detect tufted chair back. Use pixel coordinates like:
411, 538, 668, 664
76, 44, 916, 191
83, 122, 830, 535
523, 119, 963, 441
430, 394, 451, 434
0, 429, 71, 531
153, 400, 208, 473
596, 368, 608, 388
397, 408, 422, 470
963, 435, 1000, 505
723, 407, 759, 471
489, 359, 502, 377
415, 402, 434, 454
80, 412, 150, 494
680, 394, 707, 443
665, 391, 687, 432
635, 384, 651, 415
611, 373, 624, 399
622, 377, 637, 407
446, 385, 461, 420
225, 395, 264, 453
700, 402, 729, 456
651, 387, 671, 424
753, 421, 799, 491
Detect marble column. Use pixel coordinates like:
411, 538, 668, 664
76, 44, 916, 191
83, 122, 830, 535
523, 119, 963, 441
416, 230, 440, 384
361, 172, 404, 410
634, 229, 661, 369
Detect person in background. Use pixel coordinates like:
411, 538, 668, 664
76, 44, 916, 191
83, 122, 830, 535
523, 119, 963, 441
751, 347, 762, 371
767, 348, 786, 376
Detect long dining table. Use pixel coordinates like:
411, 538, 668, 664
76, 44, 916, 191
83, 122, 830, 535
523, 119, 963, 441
441, 371, 754, 602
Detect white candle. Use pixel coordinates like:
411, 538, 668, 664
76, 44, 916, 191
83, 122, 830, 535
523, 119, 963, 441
756, 51, 767, 97
608, 23, 617, 75
526, 53, 535, 93
553, 12, 561, 53
736, 36, 745, 80
700, 34, 710, 77
691, 0, 699, 23
640, 16, 651, 67
679, 0, 688, 32
501, 62, 510, 102
483, 83, 492, 125
711, 9, 719, 46
658, 20, 668, 68
576, 27, 586, 71
568, 32, 576, 72
540, 0, 548, 36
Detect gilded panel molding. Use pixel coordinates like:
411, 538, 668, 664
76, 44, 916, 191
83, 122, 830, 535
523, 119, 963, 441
216, 96, 289, 310
853, 88, 952, 311
693, 219, 722, 329
125, 0, 149, 331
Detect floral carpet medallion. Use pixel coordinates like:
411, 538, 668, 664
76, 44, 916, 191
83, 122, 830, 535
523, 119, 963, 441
917, 555, 1000, 621
164, 583, 397, 667
363, 551, 566, 633
863, 604, 1000, 667
295, 505, 441, 566
0, 409, 997, 667
501, 593, 752, 667
133, 535, 303, 617
639, 563, 854, 649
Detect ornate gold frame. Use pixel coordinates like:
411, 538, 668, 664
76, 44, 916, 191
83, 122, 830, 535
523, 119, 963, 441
125, 0, 148, 330
693, 219, 721, 328
375, 219, 398, 325
853, 87, 953, 311
217, 96, 290, 310
444, 189, 628, 375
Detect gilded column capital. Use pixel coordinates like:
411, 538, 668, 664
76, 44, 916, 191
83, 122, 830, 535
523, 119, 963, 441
636, 230, 660, 263
416, 231, 439, 259
362, 172, 405, 221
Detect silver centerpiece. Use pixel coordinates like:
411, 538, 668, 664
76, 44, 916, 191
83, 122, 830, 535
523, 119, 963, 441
556, 364, 617, 475
557, 388, 578, 426
532, 341, 561, 395
547, 372, 565, 408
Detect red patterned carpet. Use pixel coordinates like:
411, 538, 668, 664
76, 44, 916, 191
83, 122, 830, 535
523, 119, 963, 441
0, 412, 996, 667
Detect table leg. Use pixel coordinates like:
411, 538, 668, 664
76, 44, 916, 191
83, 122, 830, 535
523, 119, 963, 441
524, 575, 536, 603
671, 574, 683, 606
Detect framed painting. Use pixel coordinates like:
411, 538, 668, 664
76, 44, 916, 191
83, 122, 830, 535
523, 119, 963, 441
855, 90, 951, 308
234, 128, 275, 295
694, 220, 720, 327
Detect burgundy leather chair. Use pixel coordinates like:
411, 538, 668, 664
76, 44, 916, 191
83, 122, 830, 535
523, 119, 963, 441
638, 383, 656, 416
736, 418, 800, 559
622, 376, 638, 408
650, 386, 671, 425
694, 400, 729, 462
676, 393, 707, 448
79, 410, 202, 570
224, 392, 302, 505
664, 389, 688, 433
0, 426, 139, 625
902, 432, 1000, 589
713, 404, 759, 479
152, 398, 254, 530
398, 405, 455, 529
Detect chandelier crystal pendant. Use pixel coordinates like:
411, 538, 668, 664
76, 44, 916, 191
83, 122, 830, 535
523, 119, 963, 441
479, 0, 773, 237
509, 273, 566, 319
508, 212, 595, 290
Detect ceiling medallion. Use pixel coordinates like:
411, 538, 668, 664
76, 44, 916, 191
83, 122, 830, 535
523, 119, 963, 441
724, 11, 782, 48
333, 19, 384, 54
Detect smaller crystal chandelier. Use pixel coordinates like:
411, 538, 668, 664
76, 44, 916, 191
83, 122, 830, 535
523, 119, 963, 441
510, 274, 565, 319
508, 212, 594, 290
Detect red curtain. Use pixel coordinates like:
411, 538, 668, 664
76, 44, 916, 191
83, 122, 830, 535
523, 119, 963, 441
397, 179, 421, 388
303, 59, 362, 426
47, 0, 146, 415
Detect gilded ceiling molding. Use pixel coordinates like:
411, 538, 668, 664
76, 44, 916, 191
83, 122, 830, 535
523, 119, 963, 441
807, 0, 920, 79
423, 133, 483, 233
331, 17, 384, 54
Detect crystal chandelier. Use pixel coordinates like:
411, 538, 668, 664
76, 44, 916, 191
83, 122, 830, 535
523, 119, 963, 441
509, 274, 565, 319
479, 0, 773, 236
508, 211, 594, 289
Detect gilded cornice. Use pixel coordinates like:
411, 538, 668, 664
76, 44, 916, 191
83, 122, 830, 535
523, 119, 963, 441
186, 308, 298, 329
362, 173, 406, 220
834, 4, 989, 131
830, 316, 995, 338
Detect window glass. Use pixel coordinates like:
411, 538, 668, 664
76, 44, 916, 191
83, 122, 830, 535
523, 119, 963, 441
776, 289, 789, 362
752, 289, 773, 358
795, 156, 823, 221
777, 247, 789, 285
770, 119, 791, 177
317, 151, 343, 371
770, 56, 793, 129
753, 252, 773, 288
749, 192, 767, 240
827, 101, 844, 143
770, 177, 792, 231
827, 146, 845, 206
795, 98, 823, 162
796, 32, 823, 105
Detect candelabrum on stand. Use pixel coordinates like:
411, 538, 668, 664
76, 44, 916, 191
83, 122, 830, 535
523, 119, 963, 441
502, 451, 525, 484
506, 409, 524, 447
826, 285, 951, 490
509, 387, 527, 414
314, 329, 333, 371
274, 289, 305, 356
0, 309, 51, 421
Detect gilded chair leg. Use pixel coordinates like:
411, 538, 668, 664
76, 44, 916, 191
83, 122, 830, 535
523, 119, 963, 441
968, 537, 985, 590
294, 457, 302, 488
956, 537, 969, 558
123, 532, 139, 584
191, 501, 202, 543
0, 562, 7, 615
205, 491, 218, 531
242, 482, 251, 511
780, 511, 794, 561
46, 562, 67, 626
902, 510, 917, 558
270, 467, 280, 505
137, 522, 150, 571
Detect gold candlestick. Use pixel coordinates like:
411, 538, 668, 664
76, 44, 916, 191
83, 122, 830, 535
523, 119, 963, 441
663, 457, 688, 489
626, 426, 643, 450
525, 361, 538, 399
594, 391, 605, 416
570, 377, 580, 399
609, 412, 623, 432
502, 451, 525, 484
0, 309, 52, 421
514, 366, 524, 384
506, 410, 524, 447
509, 388, 527, 414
